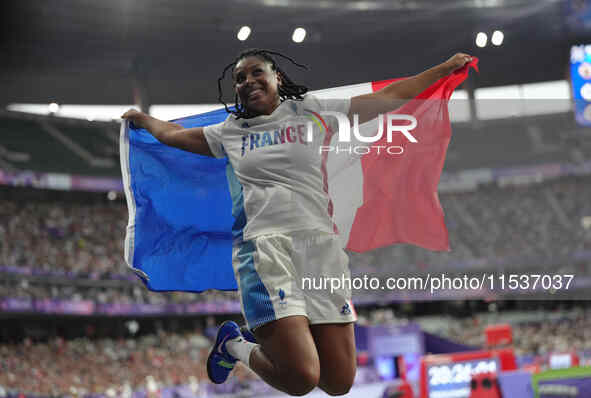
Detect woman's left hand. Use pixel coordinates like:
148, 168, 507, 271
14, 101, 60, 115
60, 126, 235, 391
441, 53, 473, 75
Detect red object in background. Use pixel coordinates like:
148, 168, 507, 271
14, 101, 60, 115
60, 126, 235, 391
357, 351, 369, 366
384, 380, 414, 398
485, 324, 513, 347
398, 381, 414, 398
522, 363, 541, 374
496, 348, 517, 370
397, 356, 407, 381
469, 372, 502, 398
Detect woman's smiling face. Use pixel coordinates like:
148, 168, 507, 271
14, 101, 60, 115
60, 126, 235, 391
234, 56, 282, 117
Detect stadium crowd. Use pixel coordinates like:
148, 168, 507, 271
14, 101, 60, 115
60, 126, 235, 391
2, 306, 591, 396
418, 306, 591, 358
0, 279, 238, 306
0, 199, 126, 279
1, 176, 590, 395
1, 176, 590, 282
0, 329, 233, 397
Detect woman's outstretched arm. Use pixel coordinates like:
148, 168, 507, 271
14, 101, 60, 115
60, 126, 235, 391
349, 53, 472, 124
121, 109, 214, 157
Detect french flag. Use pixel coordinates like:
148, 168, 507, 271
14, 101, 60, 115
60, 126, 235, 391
120, 60, 478, 292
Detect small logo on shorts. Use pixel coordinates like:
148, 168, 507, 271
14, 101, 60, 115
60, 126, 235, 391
278, 289, 287, 307
340, 303, 351, 316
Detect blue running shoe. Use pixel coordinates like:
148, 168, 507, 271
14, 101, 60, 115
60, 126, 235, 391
207, 320, 241, 384
240, 325, 257, 344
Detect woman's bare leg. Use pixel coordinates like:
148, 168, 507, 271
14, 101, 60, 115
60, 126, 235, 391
310, 322, 356, 396
249, 315, 320, 396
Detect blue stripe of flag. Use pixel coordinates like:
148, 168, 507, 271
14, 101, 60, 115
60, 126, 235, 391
122, 107, 238, 292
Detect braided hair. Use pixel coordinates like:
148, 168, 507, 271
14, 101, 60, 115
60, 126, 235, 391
217, 49, 309, 119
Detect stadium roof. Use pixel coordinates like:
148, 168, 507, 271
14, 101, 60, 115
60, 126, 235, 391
0, 0, 581, 106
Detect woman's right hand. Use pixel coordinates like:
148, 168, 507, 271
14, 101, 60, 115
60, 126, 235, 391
121, 109, 149, 129
119, 109, 212, 156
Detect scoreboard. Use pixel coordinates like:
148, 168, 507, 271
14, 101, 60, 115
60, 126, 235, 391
570, 44, 591, 126
420, 349, 517, 398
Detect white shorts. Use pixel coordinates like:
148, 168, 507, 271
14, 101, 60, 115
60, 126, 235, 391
232, 231, 357, 330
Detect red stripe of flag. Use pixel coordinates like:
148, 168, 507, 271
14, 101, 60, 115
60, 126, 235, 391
346, 59, 479, 253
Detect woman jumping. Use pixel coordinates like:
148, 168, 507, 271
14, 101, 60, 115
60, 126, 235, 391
122, 48, 472, 396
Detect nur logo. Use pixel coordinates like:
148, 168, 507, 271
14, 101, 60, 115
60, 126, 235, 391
305, 110, 419, 156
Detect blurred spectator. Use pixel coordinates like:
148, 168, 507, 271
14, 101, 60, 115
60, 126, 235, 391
0, 330, 211, 396
417, 306, 591, 358
0, 200, 127, 279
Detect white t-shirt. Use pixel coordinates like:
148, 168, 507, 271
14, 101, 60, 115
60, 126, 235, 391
203, 94, 350, 241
